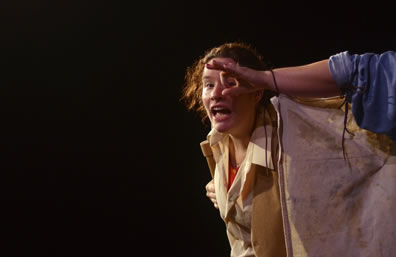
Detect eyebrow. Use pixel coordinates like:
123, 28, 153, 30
202, 75, 214, 80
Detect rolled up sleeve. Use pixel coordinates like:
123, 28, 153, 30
329, 51, 396, 141
329, 51, 356, 88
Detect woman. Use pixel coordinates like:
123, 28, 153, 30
183, 42, 286, 257
182, 42, 395, 257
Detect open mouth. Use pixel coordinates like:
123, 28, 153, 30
211, 106, 231, 118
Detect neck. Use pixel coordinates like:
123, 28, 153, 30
229, 134, 250, 168
228, 112, 257, 168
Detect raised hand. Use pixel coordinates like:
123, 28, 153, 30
205, 59, 271, 96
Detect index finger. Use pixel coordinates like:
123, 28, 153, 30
205, 60, 240, 78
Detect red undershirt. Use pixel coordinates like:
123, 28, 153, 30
227, 159, 240, 191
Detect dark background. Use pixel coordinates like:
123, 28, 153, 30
2, 1, 395, 257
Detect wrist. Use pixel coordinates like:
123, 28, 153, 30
262, 70, 278, 93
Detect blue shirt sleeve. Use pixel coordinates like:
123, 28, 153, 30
329, 51, 396, 141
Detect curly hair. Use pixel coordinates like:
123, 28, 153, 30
181, 42, 273, 122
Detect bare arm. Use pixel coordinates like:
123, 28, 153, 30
206, 59, 341, 98
269, 60, 341, 97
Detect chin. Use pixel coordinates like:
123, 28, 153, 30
213, 123, 232, 134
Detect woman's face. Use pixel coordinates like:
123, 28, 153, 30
201, 57, 260, 137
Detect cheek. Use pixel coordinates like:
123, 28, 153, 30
201, 94, 211, 114
234, 95, 256, 113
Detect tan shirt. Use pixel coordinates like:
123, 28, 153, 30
208, 117, 275, 257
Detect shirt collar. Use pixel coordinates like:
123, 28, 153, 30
206, 106, 275, 169
207, 128, 225, 147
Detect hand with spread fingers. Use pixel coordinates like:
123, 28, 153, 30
205, 59, 273, 96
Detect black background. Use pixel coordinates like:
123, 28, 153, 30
2, 1, 395, 257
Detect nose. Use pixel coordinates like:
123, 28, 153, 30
210, 82, 225, 101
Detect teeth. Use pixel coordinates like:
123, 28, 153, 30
212, 106, 230, 116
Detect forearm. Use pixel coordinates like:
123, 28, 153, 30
265, 60, 341, 98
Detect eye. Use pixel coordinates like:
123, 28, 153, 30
227, 80, 236, 87
204, 83, 214, 88
225, 78, 238, 87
